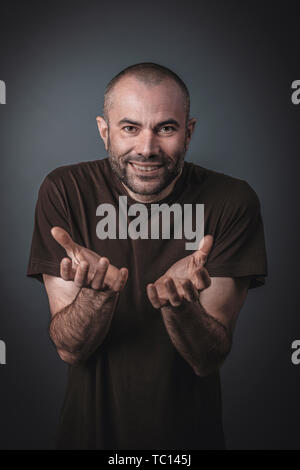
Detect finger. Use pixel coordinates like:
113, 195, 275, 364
164, 277, 182, 307
200, 267, 211, 288
74, 261, 89, 288
91, 257, 109, 290
112, 267, 129, 292
195, 266, 211, 290
146, 283, 162, 309
194, 234, 214, 266
51, 227, 77, 256
182, 279, 199, 303
60, 257, 72, 281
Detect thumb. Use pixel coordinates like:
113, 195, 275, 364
194, 234, 214, 266
51, 226, 77, 256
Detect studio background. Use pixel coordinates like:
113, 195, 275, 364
0, 0, 299, 449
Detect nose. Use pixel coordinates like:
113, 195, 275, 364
135, 129, 160, 158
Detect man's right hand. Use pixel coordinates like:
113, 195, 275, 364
51, 226, 128, 292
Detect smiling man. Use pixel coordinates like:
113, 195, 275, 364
27, 62, 268, 450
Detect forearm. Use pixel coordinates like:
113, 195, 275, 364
160, 300, 232, 376
49, 287, 119, 362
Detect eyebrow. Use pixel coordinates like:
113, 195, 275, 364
117, 117, 180, 128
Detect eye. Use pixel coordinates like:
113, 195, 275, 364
160, 126, 176, 134
123, 126, 137, 133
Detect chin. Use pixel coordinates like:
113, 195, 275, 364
130, 184, 163, 196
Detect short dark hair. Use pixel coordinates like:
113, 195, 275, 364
103, 62, 190, 125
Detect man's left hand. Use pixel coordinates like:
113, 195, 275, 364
146, 235, 214, 309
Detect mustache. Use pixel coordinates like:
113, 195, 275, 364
123, 155, 169, 165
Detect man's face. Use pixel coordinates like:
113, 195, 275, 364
97, 76, 196, 196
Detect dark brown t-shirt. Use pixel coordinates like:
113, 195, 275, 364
27, 158, 268, 450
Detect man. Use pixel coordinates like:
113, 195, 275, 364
27, 62, 268, 450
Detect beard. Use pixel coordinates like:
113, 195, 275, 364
107, 131, 188, 196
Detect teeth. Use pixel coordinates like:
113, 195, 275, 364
131, 164, 161, 171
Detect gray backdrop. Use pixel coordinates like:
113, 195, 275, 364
0, 0, 299, 449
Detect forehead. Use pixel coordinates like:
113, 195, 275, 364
108, 76, 186, 122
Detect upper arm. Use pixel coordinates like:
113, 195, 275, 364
42, 273, 80, 317
198, 276, 252, 336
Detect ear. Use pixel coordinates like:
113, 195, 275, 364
185, 117, 197, 150
96, 116, 109, 150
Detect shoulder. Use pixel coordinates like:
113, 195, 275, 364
186, 161, 260, 209
37, 158, 110, 199
44, 158, 109, 185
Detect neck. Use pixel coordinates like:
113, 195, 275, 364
121, 169, 183, 203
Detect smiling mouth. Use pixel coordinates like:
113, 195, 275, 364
128, 162, 164, 174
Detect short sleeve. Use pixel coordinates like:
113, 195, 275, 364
205, 180, 268, 289
26, 175, 70, 283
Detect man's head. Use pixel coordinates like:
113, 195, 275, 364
96, 63, 196, 199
